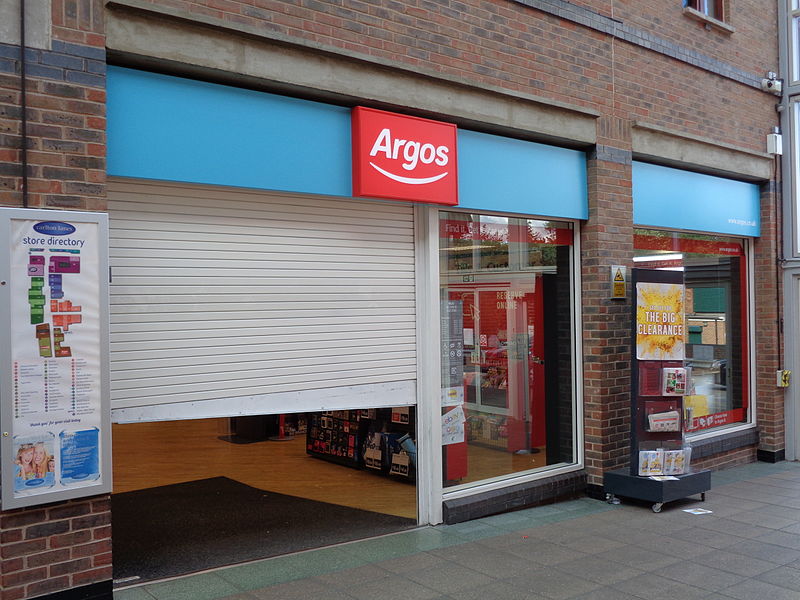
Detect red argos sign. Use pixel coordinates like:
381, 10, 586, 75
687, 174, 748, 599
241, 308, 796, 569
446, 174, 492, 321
352, 106, 458, 206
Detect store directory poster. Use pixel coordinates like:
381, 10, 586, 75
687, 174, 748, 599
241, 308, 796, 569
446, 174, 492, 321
2, 211, 110, 508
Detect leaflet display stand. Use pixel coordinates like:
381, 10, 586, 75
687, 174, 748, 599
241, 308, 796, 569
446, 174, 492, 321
603, 269, 710, 512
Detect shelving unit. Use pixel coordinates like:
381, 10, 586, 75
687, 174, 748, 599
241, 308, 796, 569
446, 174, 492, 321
306, 408, 416, 482
306, 411, 361, 468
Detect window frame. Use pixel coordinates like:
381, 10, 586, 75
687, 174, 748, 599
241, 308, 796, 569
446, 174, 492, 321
790, 1, 800, 83
436, 208, 584, 497
686, 0, 724, 20
683, 0, 735, 33
792, 102, 800, 253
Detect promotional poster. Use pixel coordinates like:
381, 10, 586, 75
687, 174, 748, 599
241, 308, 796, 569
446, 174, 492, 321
635, 282, 686, 361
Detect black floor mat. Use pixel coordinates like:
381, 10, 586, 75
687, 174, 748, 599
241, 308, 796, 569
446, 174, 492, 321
112, 477, 416, 582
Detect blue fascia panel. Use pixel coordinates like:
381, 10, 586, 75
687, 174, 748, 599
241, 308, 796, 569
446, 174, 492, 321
107, 67, 352, 197
457, 129, 588, 220
633, 161, 761, 237
108, 67, 588, 219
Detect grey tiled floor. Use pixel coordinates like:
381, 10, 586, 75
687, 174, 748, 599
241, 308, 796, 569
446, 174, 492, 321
115, 461, 800, 600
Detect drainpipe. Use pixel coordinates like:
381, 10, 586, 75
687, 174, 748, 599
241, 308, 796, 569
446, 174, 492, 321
19, 0, 29, 208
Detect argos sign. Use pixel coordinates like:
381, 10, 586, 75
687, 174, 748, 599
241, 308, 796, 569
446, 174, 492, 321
352, 106, 458, 205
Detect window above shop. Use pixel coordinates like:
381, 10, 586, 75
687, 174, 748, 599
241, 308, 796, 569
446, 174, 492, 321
685, 0, 723, 20
683, 0, 735, 33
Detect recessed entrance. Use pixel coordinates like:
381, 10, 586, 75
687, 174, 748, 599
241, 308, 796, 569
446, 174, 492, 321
111, 412, 417, 583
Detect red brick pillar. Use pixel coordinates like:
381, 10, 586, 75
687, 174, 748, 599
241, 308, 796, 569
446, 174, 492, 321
582, 116, 635, 491
754, 181, 785, 460
1, 498, 111, 600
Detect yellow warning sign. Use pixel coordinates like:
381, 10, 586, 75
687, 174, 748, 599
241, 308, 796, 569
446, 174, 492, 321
778, 370, 792, 388
611, 265, 626, 299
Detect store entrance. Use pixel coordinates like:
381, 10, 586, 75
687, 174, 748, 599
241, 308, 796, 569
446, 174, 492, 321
111, 410, 417, 585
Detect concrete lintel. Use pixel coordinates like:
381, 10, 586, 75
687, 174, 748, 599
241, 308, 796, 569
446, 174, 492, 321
632, 121, 774, 182
104, 0, 598, 146
0, 0, 52, 50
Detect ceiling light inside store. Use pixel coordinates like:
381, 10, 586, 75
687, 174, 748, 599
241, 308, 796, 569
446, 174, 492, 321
633, 253, 683, 262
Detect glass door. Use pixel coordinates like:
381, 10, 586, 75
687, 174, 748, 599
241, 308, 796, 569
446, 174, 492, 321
448, 279, 538, 447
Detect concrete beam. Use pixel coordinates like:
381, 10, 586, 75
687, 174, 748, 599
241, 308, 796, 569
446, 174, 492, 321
632, 121, 774, 182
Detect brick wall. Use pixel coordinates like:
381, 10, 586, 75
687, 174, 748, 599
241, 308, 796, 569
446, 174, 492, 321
693, 445, 758, 472
0, 497, 111, 600
0, 0, 106, 210
613, 42, 774, 154
1, 1, 109, 598
579, 0, 778, 75
121, 0, 777, 146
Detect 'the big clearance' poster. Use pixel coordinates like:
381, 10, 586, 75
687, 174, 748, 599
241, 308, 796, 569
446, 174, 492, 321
635, 282, 686, 361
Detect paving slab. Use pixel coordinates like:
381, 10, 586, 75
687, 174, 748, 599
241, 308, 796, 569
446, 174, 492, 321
504, 569, 603, 600
657, 559, 747, 592
612, 573, 710, 600
756, 565, 800, 591
722, 578, 800, 600
692, 548, 781, 577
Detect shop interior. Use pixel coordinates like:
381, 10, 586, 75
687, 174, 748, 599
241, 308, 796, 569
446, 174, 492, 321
111, 401, 572, 583
111, 409, 417, 583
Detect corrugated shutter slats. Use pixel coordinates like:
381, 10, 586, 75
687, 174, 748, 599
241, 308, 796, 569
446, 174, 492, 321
108, 180, 417, 418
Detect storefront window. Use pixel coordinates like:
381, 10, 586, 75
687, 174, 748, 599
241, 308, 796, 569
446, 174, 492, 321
633, 229, 750, 433
439, 212, 576, 488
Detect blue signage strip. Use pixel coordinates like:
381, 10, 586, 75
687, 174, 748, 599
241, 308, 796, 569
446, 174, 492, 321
633, 161, 761, 237
108, 67, 588, 219
457, 130, 588, 219
107, 67, 353, 196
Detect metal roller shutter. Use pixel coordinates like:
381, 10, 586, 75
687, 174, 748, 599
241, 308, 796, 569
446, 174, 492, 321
108, 179, 417, 422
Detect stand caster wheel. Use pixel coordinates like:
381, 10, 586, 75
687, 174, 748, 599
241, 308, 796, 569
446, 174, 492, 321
605, 493, 620, 505
652, 503, 663, 513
